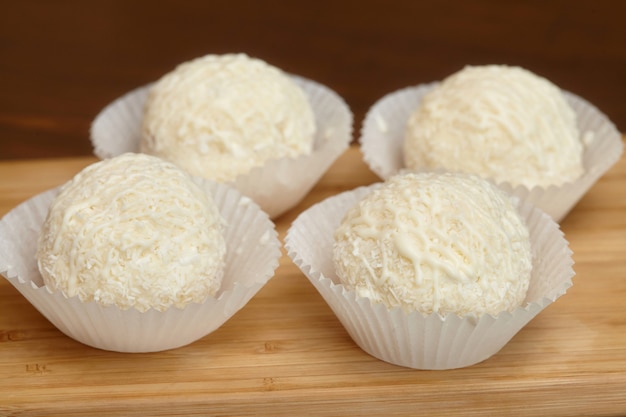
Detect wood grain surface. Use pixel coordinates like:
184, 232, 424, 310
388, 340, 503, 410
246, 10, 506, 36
1, 144, 625, 416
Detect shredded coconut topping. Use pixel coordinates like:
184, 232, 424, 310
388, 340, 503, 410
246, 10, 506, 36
403, 65, 583, 188
333, 172, 532, 317
37, 153, 226, 312
141, 53, 316, 182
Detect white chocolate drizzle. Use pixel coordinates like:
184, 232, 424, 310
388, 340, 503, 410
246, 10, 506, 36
141, 53, 316, 182
333, 172, 532, 316
403, 65, 584, 188
37, 153, 226, 312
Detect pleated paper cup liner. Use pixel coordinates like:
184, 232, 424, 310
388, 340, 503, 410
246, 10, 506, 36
91, 75, 353, 219
285, 184, 575, 370
0, 180, 281, 353
360, 83, 623, 222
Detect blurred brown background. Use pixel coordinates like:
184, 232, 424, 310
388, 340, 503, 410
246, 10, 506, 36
1, 0, 624, 160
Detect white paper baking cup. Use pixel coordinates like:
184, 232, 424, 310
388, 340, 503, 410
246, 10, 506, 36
285, 184, 574, 370
0, 180, 280, 353
360, 83, 623, 222
91, 76, 353, 219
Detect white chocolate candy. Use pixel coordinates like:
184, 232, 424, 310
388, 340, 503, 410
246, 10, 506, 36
141, 53, 316, 182
333, 171, 532, 317
37, 153, 226, 312
403, 65, 583, 188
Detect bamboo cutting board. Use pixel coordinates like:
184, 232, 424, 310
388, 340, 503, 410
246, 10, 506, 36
1, 144, 625, 416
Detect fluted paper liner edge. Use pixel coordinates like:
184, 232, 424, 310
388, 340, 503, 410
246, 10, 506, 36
285, 184, 575, 370
91, 76, 353, 219
0, 180, 281, 353
360, 84, 623, 222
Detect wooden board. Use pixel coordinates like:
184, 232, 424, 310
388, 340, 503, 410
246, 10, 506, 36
1, 144, 625, 416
